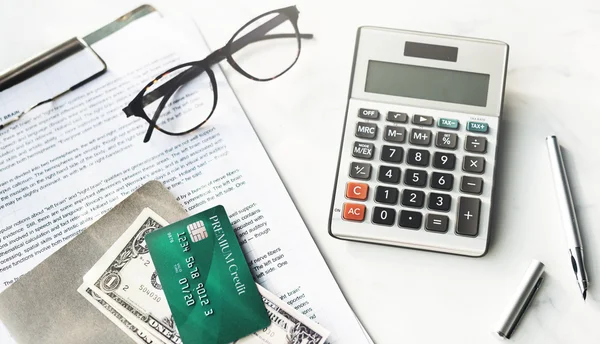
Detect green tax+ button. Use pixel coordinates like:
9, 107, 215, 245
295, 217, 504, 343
467, 121, 489, 133
438, 118, 459, 129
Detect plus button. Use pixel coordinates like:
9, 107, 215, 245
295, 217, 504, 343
463, 211, 473, 220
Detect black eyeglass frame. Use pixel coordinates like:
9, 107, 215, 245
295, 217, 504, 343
123, 5, 313, 143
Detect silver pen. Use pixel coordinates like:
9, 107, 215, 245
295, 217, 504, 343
546, 135, 589, 300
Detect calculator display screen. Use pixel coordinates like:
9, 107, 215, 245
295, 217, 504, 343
365, 60, 490, 107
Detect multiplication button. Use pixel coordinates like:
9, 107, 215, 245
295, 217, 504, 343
463, 156, 485, 174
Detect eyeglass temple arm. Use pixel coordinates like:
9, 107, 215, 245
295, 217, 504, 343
138, 14, 314, 107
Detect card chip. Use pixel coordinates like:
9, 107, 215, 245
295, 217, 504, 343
187, 220, 208, 242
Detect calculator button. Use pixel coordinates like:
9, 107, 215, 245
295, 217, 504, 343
465, 136, 487, 153
346, 182, 369, 200
431, 172, 454, 190
384, 126, 406, 143
463, 156, 485, 174
426, 214, 449, 232
355, 122, 377, 139
343, 203, 366, 221
378, 166, 401, 184
428, 192, 452, 212
461, 176, 483, 194
437, 118, 459, 129
358, 108, 380, 119
435, 132, 458, 149
404, 169, 427, 187
399, 210, 422, 229
352, 142, 374, 159
406, 149, 430, 166
467, 121, 489, 133
401, 189, 425, 208
387, 111, 408, 123
412, 114, 434, 126
433, 152, 456, 170
409, 129, 432, 146
372, 206, 396, 226
350, 162, 371, 180
381, 145, 403, 163
456, 197, 481, 236
375, 186, 399, 204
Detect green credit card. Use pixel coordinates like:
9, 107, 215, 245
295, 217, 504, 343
145, 205, 270, 344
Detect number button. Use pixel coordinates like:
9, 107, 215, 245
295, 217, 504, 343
375, 186, 399, 204
463, 156, 485, 174
372, 206, 396, 226
435, 132, 458, 149
404, 169, 427, 187
355, 122, 377, 139
431, 172, 453, 190
406, 149, 430, 166
378, 166, 401, 184
350, 162, 371, 180
352, 142, 374, 159
426, 214, 449, 232
401, 189, 425, 208
399, 210, 423, 229
433, 152, 456, 170
381, 145, 403, 163
461, 176, 483, 194
384, 126, 406, 143
428, 193, 452, 212
465, 136, 487, 153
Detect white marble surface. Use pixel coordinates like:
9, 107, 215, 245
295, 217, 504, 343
1, 0, 600, 343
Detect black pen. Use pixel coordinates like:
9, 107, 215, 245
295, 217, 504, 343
546, 135, 589, 300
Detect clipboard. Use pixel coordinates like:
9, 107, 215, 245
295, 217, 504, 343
0, 5, 158, 130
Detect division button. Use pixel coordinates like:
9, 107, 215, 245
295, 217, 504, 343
465, 136, 487, 153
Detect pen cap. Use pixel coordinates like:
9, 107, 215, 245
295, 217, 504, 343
495, 260, 545, 339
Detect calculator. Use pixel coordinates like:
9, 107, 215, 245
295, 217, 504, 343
328, 27, 509, 257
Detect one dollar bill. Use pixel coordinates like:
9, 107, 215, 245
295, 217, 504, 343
235, 285, 330, 344
76, 283, 165, 344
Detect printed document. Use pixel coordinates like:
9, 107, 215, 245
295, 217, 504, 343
0, 12, 371, 344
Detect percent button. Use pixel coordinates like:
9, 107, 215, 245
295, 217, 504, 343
435, 132, 458, 149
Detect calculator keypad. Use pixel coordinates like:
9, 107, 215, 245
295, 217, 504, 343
334, 103, 496, 253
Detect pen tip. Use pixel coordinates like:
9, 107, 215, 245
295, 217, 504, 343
583, 290, 587, 300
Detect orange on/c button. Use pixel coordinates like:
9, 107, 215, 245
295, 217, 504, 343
343, 203, 366, 221
346, 182, 368, 200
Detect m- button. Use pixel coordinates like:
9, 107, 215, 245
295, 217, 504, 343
346, 182, 368, 200
343, 203, 366, 221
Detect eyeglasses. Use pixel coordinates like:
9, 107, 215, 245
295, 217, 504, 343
122, 5, 313, 143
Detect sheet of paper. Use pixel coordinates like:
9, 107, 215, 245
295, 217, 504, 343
0, 13, 370, 344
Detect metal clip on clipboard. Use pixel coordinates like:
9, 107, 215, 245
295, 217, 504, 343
0, 4, 158, 130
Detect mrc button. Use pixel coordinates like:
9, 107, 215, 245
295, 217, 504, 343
355, 122, 377, 139
358, 108, 380, 119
